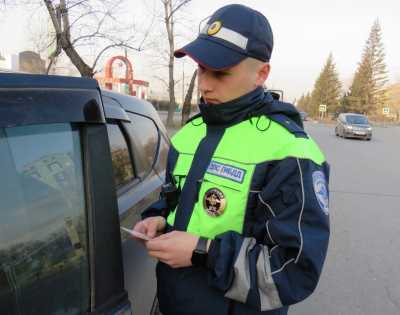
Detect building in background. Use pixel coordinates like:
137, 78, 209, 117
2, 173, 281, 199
0, 51, 45, 74
19, 51, 46, 74
0, 52, 19, 72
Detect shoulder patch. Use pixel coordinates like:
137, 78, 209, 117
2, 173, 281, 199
312, 171, 329, 215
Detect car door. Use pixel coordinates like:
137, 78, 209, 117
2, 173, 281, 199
338, 114, 344, 135
0, 73, 132, 315
102, 93, 168, 315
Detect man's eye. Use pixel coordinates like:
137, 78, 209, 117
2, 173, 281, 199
214, 71, 228, 78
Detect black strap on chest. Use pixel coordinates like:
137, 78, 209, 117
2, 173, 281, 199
173, 126, 225, 231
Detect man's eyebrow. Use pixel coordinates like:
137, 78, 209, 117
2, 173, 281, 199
213, 69, 230, 75
198, 65, 230, 75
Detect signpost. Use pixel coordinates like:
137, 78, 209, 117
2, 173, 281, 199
319, 104, 327, 120
382, 107, 390, 128
382, 107, 389, 115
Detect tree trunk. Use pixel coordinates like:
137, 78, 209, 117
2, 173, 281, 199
164, 0, 176, 128
59, 0, 93, 77
44, 0, 94, 77
181, 70, 197, 126
61, 35, 94, 77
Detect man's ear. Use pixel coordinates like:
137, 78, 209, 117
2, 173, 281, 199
255, 63, 270, 87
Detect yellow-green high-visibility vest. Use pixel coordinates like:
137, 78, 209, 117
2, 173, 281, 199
167, 116, 325, 239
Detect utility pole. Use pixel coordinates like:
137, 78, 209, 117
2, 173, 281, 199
181, 60, 185, 110
124, 48, 129, 95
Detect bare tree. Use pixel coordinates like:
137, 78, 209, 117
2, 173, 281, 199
161, 0, 192, 127
181, 69, 197, 126
28, 18, 53, 57
5, 0, 151, 77
45, 0, 151, 77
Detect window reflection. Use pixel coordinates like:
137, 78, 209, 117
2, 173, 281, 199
106, 124, 135, 189
0, 124, 89, 315
125, 113, 159, 175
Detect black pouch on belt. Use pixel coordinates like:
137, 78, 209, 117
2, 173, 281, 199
161, 181, 181, 211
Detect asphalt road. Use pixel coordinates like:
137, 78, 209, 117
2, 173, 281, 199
290, 122, 400, 315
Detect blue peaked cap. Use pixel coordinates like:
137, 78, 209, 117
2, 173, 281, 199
174, 4, 273, 70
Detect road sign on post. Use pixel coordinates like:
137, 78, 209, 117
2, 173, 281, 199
319, 104, 327, 120
383, 107, 389, 115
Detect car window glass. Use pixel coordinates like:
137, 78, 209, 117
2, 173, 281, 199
106, 123, 135, 189
0, 124, 89, 315
346, 115, 368, 124
124, 113, 159, 175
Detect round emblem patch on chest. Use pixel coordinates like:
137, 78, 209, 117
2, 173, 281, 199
203, 188, 226, 217
207, 21, 222, 35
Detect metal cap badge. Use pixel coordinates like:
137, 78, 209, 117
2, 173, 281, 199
203, 188, 226, 217
207, 21, 222, 35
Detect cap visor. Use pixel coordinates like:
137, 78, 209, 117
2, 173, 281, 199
174, 37, 246, 70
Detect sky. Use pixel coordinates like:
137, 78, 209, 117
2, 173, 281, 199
0, 0, 399, 102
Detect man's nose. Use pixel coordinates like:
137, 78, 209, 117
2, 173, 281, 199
198, 70, 213, 94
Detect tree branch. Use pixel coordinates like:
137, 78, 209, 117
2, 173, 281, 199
168, 0, 191, 20
153, 74, 170, 89
72, 31, 106, 45
66, 0, 88, 11
46, 53, 59, 74
92, 42, 142, 70
60, 0, 71, 41
136, 5, 157, 50
69, 9, 103, 30
44, 0, 62, 34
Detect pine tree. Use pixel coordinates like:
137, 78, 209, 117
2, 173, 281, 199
297, 94, 306, 111
304, 92, 312, 113
310, 53, 342, 117
297, 93, 314, 113
339, 91, 352, 114
348, 20, 388, 114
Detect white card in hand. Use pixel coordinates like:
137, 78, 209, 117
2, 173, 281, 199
120, 227, 152, 241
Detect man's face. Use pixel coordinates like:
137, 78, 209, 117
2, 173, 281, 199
198, 58, 270, 104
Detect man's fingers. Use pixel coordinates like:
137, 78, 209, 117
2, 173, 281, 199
152, 231, 172, 240
144, 220, 162, 238
146, 239, 166, 251
146, 223, 159, 238
148, 250, 169, 261
133, 222, 147, 234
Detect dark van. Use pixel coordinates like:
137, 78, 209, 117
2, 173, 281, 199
0, 73, 169, 315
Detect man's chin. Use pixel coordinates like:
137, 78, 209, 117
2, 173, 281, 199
205, 98, 221, 105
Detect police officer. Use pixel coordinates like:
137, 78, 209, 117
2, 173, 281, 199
133, 4, 330, 315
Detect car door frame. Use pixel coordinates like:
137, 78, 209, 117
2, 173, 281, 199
102, 92, 165, 315
0, 73, 132, 315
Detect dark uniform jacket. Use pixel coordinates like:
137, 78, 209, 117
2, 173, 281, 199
143, 87, 330, 315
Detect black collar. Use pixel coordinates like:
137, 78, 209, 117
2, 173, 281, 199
198, 87, 271, 127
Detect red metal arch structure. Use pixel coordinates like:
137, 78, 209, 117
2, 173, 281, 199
97, 55, 149, 98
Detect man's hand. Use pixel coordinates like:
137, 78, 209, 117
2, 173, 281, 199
132, 216, 166, 244
145, 231, 199, 268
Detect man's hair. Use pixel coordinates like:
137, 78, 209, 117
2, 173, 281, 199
244, 57, 267, 72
